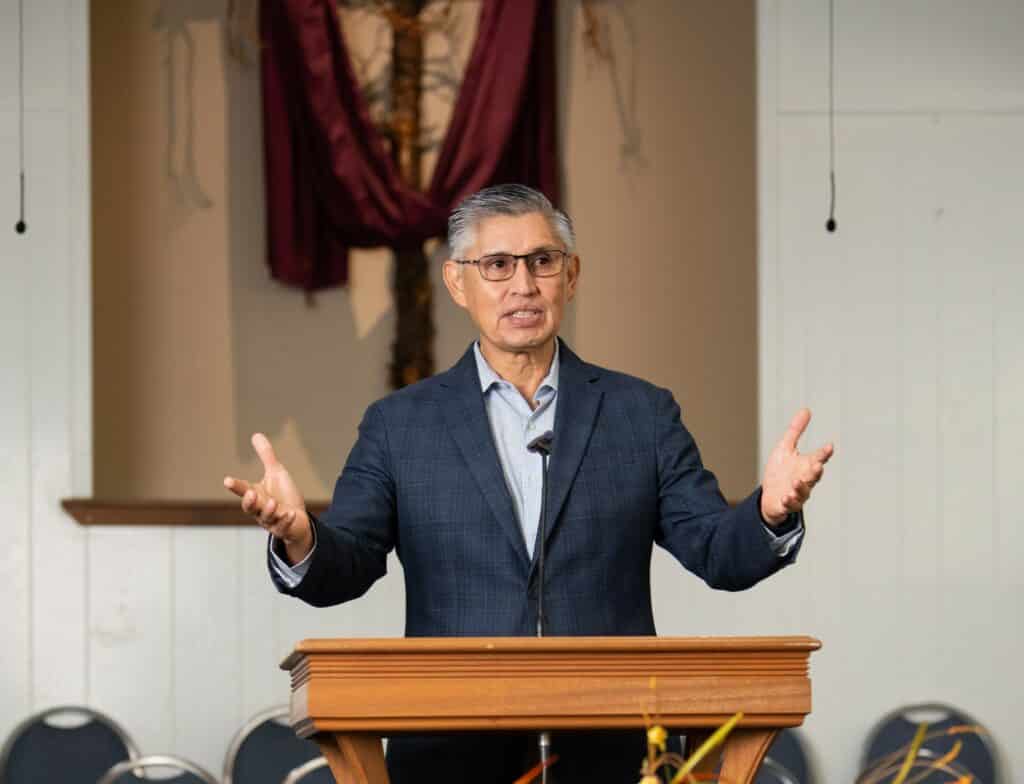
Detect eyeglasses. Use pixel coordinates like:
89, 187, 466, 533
455, 249, 569, 282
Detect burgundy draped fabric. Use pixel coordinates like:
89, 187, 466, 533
260, 0, 560, 290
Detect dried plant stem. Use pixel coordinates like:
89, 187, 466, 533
890, 722, 928, 784
669, 712, 743, 784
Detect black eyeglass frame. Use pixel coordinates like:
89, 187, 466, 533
454, 248, 571, 282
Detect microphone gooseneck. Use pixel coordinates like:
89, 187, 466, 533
526, 431, 553, 637
526, 430, 554, 784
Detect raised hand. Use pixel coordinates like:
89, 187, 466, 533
760, 408, 834, 526
223, 433, 313, 564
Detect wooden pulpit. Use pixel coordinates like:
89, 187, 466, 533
281, 636, 820, 784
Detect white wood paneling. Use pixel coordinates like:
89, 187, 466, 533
21, 0, 74, 112
239, 528, 290, 720
272, 554, 406, 652
0, 2, 20, 115
989, 232, 1024, 775
25, 69, 89, 713
761, 0, 1024, 780
0, 116, 33, 739
0, 0, 92, 739
4, 0, 1021, 779
779, 0, 1024, 113
173, 528, 243, 774
993, 259, 1024, 592
87, 528, 174, 753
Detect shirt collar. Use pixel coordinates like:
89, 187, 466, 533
473, 341, 560, 396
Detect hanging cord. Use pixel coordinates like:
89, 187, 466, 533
15, 0, 27, 234
825, 0, 837, 233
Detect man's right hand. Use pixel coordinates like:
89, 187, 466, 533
223, 433, 313, 565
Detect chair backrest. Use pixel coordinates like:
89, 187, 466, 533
756, 757, 801, 784
282, 756, 335, 784
0, 705, 140, 784
861, 702, 999, 784
98, 754, 219, 784
857, 753, 976, 783
223, 706, 325, 784
758, 728, 813, 783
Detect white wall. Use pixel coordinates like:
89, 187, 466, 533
1, 0, 403, 774
753, 0, 1024, 780
1, 0, 93, 744
6, 1, 1020, 781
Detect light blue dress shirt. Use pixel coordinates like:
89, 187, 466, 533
270, 343, 801, 587
471, 341, 559, 560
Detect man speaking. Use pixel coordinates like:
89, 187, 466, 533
224, 184, 833, 783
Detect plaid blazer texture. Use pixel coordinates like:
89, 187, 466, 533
270, 339, 799, 636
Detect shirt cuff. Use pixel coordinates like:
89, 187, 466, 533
267, 526, 316, 589
761, 521, 803, 558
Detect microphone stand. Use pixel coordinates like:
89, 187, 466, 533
527, 432, 553, 784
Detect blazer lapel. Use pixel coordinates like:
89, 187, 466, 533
536, 340, 603, 560
440, 346, 531, 566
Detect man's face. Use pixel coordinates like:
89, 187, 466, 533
443, 212, 580, 360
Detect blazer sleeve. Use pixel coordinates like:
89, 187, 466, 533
651, 386, 802, 590
269, 402, 397, 607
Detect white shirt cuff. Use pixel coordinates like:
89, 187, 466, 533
268, 535, 314, 589
762, 522, 803, 558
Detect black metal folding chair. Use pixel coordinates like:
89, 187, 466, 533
222, 705, 332, 784
98, 754, 219, 784
0, 705, 139, 784
860, 702, 1000, 783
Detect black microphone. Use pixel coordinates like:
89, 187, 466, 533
526, 430, 554, 784
526, 431, 553, 457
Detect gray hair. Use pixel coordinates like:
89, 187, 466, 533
447, 184, 575, 259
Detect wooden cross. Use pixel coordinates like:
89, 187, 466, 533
345, 0, 437, 389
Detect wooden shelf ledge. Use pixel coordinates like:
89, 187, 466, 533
62, 496, 740, 526
61, 498, 331, 526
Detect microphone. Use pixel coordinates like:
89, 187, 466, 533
526, 430, 554, 784
526, 431, 553, 457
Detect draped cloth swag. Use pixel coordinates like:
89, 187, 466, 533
260, 0, 560, 291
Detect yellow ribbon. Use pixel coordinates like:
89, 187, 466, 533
891, 722, 928, 784
669, 712, 744, 784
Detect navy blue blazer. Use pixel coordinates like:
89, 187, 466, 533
271, 340, 800, 636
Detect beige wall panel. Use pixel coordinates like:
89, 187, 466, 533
91, 1, 486, 503
563, 0, 759, 499
92, 0, 757, 503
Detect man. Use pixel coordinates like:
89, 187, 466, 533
224, 184, 833, 782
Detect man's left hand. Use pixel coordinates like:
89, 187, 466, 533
760, 408, 834, 526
